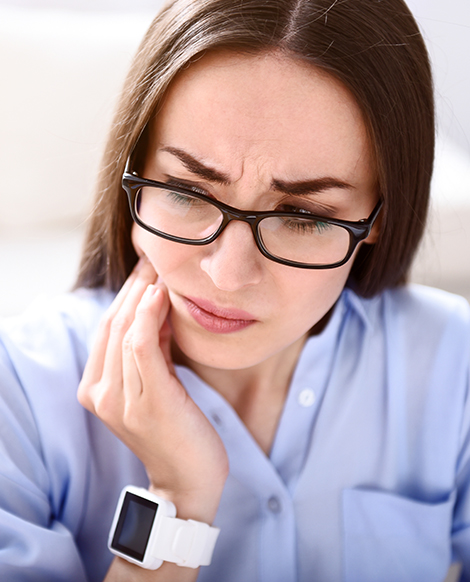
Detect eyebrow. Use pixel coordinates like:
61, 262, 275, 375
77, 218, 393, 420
160, 146, 354, 195
160, 146, 231, 185
271, 177, 354, 195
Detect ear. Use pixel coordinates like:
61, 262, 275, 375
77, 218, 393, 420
364, 223, 380, 244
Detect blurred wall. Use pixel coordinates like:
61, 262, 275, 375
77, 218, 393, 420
0, 0, 468, 316
407, 0, 470, 154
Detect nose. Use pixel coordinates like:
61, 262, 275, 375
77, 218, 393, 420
199, 220, 263, 291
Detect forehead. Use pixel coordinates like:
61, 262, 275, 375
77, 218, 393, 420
150, 50, 373, 184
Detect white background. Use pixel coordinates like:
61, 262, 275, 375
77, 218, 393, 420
0, 0, 468, 316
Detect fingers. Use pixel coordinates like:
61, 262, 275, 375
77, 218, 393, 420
80, 258, 150, 386
77, 264, 229, 508
100, 259, 157, 386
78, 258, 157, 412
122, 283, 172, 401
106, 256, 147, 318
136, 283, 171, 333
122, 285, 166, 399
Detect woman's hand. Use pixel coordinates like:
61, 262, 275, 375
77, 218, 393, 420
77, 258, 228, 523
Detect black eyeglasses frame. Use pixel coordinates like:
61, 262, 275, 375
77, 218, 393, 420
122, 157, 382, 270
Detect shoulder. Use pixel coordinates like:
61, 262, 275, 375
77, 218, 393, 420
351, 284, 470, 393
0, 286, 115, 452
346, 284, 470, 339
383, 285, 469, 351
342, 285, 470, 390
0, 287, 114, 398
1, 286, 114, 337
383, 284, 469, 321
0, 287, 114, 365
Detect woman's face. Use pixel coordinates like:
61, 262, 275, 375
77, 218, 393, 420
132, 51, 378, 371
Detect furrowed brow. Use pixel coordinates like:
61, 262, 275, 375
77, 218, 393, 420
160, 146, 231, 185
271, 177, 354, 196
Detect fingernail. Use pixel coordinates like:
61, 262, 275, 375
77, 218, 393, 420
143, 284, 160, 300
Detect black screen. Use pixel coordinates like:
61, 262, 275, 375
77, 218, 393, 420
111, 492, 158, 562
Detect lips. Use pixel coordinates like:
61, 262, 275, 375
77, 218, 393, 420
184, 296, 257, 334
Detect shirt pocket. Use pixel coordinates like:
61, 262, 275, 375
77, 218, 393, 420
342, 487, 454, 582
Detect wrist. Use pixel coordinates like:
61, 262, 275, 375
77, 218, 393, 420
148, 484, 224, 524
109, 486, 221, 570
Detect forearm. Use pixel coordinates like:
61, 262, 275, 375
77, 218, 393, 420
79, 264, 228, 581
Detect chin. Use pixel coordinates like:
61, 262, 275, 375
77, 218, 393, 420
169, 323, 271, 373
174, 334, 262, 371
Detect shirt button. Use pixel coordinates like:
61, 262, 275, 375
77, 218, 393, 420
298, 388, 316, 408
211, 412, 224, 427
267, 496, 282, 514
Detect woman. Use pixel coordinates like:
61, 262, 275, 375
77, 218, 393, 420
1, 0, 469, 581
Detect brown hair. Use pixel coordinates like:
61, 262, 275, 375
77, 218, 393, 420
75, 0, 434, 297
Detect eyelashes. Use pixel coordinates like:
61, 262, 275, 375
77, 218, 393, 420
159, 170, 342, 220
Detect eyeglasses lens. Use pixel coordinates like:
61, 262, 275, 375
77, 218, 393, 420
135, 185, 351, 266
137, 186, 223, 240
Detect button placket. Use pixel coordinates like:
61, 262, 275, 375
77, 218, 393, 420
211, 411, 224, 427
298, 388, 316, 408
267, 495, 282, 514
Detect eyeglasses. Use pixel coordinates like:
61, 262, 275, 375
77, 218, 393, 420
122, 159, 382, 270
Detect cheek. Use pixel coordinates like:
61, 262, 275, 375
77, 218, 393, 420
132, 222, 353, 328
284, 264, 352, 325
131, 224, 146, 259
131, 225, 200, 277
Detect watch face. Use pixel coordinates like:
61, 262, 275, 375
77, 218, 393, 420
110, 491, 158, 562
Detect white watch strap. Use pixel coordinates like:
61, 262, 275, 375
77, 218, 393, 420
154, 515, 220, 568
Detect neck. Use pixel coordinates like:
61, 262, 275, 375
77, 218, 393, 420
172, 334, 307, 454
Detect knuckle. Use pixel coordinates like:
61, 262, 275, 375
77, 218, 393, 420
122, 330, 135, 355
93, 389, 117, 422
77, 381, 93, 410
80, 378, 119, 419
122, 328, 151, 360
131, 336, 149, 359
122, 403, 140, 432
98, 313, 113, 335
110, 313, 133, 335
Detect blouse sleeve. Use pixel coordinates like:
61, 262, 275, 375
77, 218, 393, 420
0, 340, 90, 582
450, 301, 470, 580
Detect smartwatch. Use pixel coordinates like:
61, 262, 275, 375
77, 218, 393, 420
108, 486, 220, 570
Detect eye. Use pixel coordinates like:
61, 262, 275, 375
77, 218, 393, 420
166, 179, 211, 199
279, 216, 333, 235
276, 201, 332, 217
165, 190, 207, 208
274, 203, 334, 235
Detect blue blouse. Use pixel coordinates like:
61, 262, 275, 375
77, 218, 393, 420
0, 285, 469, 582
